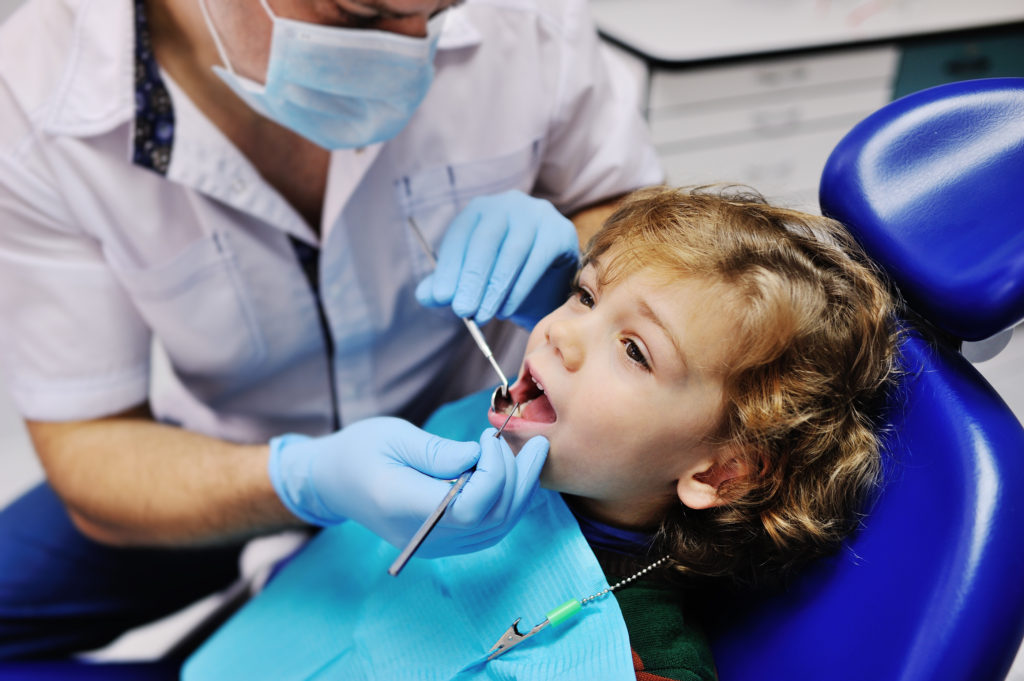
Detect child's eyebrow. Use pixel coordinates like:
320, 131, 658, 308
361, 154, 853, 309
636, 299, 688, 370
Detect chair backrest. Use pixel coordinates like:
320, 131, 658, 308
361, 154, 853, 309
707, 78, 1024, 681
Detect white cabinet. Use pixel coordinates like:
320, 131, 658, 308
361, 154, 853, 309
610, 43, 899, 213
593, 0, 1024, 214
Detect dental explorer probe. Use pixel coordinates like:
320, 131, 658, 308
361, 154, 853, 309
406, 216, 510, 398
387, 395, 518, 577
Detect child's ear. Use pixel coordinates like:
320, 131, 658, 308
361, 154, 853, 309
676, 452, 749, 510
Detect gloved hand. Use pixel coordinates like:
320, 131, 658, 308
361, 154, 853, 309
416, 190, 580, 328
268, 417, 548, 556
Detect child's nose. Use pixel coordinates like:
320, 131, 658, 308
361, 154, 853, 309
546, 316, 584, 371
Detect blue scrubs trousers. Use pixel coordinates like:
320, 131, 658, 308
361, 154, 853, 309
0, 483, 244, 660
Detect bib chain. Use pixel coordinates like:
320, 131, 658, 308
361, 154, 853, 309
579, 555, 670, 606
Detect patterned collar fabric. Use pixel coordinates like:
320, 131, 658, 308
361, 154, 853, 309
132, 0, 174, 175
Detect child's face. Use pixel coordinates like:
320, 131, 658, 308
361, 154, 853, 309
489, 250, 740, 529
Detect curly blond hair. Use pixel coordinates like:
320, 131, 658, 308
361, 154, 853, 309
586, 186, 902, 586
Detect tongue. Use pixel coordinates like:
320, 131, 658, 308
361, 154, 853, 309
519, 393, 557, 423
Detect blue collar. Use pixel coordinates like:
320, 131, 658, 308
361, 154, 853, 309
571, 506, 655, 556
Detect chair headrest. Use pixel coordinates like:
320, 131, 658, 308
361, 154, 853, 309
819, 78, 1024, 342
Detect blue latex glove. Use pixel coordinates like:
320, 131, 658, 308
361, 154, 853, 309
268, 417, 548, 556
415, 190, 580, 328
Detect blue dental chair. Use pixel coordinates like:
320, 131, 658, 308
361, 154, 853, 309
708, 78, 1024, 681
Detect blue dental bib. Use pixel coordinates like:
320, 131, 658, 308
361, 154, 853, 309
184, 491, 635, 680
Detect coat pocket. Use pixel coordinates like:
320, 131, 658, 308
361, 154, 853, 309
109, 232, 267, 378
394, 140, 543, 280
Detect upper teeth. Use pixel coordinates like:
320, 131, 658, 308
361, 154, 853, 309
532, 376, 544, 392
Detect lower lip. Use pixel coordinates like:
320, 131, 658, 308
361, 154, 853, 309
487, 409, 551, 433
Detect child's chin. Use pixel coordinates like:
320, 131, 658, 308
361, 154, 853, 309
501, 432, 529, 455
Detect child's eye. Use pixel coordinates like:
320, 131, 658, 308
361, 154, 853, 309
572, 284, 595, 309
623, 339, 651, 370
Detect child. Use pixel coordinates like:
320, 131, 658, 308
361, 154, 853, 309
185, 185, 900, 681
493, 184, 900, 584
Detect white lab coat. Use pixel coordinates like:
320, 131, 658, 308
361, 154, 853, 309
0, 0, 662, 443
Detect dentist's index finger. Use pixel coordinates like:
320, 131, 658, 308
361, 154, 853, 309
451, 211, 508, 318
477, 221, 536, 323
429, 207, 480, 303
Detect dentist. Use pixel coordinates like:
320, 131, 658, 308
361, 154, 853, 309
0, 0, 662, 659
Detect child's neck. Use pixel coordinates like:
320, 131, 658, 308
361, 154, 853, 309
562, 492, 673, 534
565, 495, 656, 556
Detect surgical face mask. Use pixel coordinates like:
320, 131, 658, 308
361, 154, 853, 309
198, 0, 444, 150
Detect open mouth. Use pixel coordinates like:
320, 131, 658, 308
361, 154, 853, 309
492, 365, 557, 424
